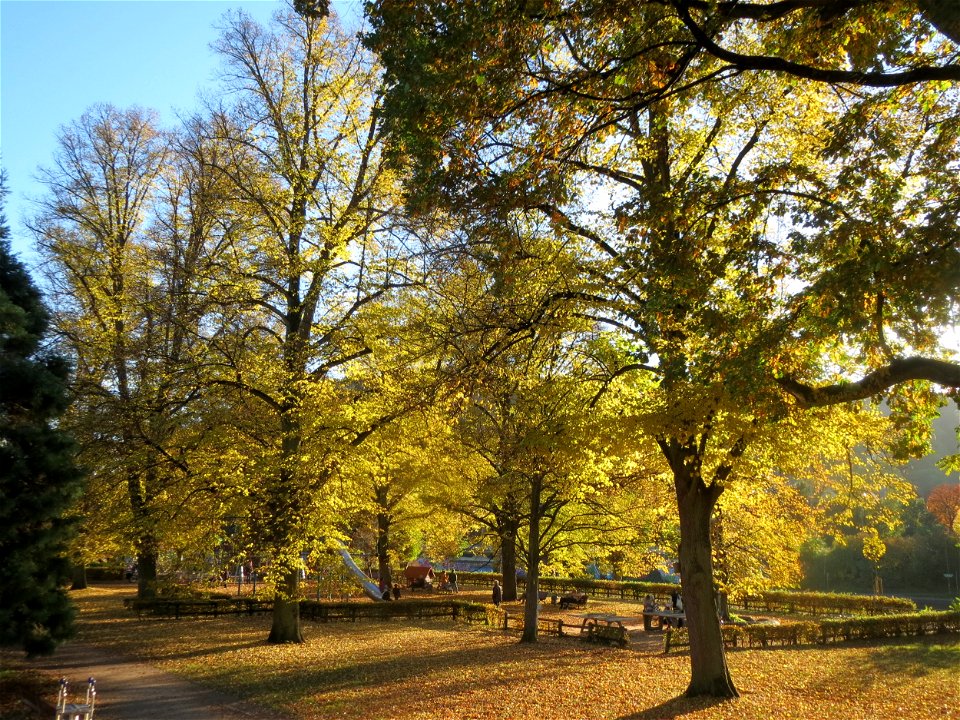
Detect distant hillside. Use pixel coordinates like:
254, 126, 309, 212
901, 403, 959, 498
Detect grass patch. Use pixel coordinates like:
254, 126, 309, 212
0, 668, 54, 720
49, 586, 960, 719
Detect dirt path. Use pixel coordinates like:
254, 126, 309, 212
9, 641, 290, 720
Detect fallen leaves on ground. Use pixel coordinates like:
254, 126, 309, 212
59, 586, 960, 720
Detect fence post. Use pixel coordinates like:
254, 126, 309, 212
557, 620, 564, 637
503, 611, 509, 631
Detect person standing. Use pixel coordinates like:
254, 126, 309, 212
492, 579, 502, 607
449, 569, 459, 593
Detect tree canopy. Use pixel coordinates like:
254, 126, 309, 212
364, 0, 960, 697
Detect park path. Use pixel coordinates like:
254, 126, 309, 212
15, 640, 291, 720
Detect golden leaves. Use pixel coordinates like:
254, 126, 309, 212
69, 586, 960, 720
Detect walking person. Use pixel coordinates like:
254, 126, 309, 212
492, 579, 502, 607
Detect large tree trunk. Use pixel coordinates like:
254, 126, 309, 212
919, 0, 960, 46
267, 402, 306, 643
500, 522, 519, 601
675, 465, 737, 698
136, 541, 159, 600
129, 466, 159, 600
520, 475, 542, 643
268, 569, 304, 644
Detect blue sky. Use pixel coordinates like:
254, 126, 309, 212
1, 0, 361, 260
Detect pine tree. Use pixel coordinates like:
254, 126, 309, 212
0, 172, 84, 656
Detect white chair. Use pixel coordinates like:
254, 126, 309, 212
55, 677, 96, 720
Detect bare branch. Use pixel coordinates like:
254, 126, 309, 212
777, 356, 960, 408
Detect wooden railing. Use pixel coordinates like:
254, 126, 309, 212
123, 597, 272, 619
124, 597, 492, 626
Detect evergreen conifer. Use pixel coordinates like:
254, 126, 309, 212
0, 172, 84, 655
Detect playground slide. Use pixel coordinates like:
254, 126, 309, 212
336, 544, 384, 601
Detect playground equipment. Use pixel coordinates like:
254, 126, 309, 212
55, 677, 96, 720
335, 543, 384, 601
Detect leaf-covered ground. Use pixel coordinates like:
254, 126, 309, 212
32, 586, 960, 719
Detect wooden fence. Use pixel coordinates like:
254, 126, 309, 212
124, 597, 492, 626
123, 597, 272, 619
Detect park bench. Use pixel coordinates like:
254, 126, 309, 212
559, 592, 588, 610
576, 613, 631, 647
590, 623, 629, 647
642, 609, 685, 631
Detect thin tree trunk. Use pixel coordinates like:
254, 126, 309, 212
520, 475, 542, 643
501, 525, 519, 601
70, 562, 87, 590
376, 506, 392, 589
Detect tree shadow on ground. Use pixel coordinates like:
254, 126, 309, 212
856, 635, 960, 678
615, 694, 731, 719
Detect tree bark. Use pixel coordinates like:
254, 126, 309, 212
267, 402, 307, 643
500, 522, 520, 602
520, 475, 542, 643
136, 541, 158, 601
675, 465, 738, 698
376, 489, 393, 588
129, 465, 159, 600
70, 563, 87, 591
919, 0, 960, 45
777, 357, 960, 408
268, 569, 304, 644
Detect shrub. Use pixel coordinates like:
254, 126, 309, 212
664, 611, 960, 652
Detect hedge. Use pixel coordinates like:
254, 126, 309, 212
737, 589, 915, 615
456, 572, 915, 615
663, 610, 960, 652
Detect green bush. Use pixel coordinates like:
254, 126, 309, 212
664, 611, 960, 652
459, 572, 914, 615
739, 589, 915, 615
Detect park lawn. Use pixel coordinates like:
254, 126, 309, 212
65, 586, 960, 719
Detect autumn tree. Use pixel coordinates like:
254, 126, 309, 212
927, 483, 960, 536
365, 0, 960, 697
670, 0, 960, 86
414, 213, 647, 638
337, 410, 468, 588
201, 3, 411, 642
33, 104, 230, 598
